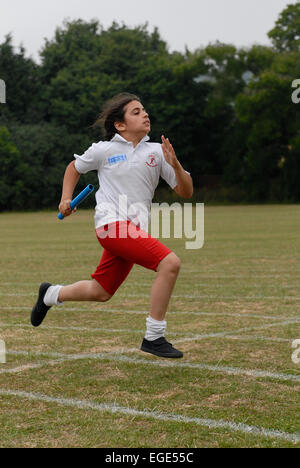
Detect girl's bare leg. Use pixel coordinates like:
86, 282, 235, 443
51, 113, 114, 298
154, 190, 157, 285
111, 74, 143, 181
58, 279, 111, 302
141, 252, 183, 357
149, 252, 181, 321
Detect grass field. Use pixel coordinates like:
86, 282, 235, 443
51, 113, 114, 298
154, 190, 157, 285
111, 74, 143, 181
0, 205, 299, 448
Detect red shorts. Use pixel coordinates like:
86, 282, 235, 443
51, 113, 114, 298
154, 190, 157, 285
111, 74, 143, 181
91, 221, 172, 296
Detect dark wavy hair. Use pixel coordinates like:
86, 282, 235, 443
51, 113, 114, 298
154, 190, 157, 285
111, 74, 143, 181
93, 92, 141, 141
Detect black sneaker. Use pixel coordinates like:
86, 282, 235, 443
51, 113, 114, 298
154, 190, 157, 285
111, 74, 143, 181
31, 282, 52, 327
140, 337, 183, 358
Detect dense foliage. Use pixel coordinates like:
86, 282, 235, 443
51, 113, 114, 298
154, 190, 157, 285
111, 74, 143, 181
0, 3, 300, 210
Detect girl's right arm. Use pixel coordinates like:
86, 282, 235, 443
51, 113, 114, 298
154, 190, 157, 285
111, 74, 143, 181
58, 161, 81, 218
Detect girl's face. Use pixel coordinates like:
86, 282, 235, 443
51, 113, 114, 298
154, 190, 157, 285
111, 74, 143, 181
115, 100, 151, 136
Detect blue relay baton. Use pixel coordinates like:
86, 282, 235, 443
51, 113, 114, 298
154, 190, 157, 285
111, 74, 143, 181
58, 184, 94, 220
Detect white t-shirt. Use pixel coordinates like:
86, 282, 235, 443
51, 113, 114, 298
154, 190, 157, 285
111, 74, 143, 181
74, 133, 187, 231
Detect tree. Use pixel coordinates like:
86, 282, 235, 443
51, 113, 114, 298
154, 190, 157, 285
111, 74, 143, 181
39, 20, 170, 133
233, 50, 300, 201
7, 122, 96, 209
268, 2, 300, 52
0, 126, 29, 210
0, 35, 41, 123
178, 43, 276, 181
1, 14, 300, 207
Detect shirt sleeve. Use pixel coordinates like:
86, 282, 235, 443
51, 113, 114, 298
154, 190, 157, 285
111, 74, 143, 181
74, 142, 104, 174
159, 146, 190, 189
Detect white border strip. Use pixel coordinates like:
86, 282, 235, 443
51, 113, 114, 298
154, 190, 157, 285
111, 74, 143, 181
0, 388, 299, 443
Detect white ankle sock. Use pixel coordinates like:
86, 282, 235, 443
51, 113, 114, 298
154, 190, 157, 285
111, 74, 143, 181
145, 316, 167, 341
43, 285, 64, 306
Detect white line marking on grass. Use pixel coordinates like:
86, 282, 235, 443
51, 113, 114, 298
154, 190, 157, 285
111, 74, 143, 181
0, 323, 293, 344
142, 294, 300, 301
1, 283, 42, 286
128, 281, 300, 291
3, 280, 300, 289
0, 293, 36, 297
178, 274, 300, 278
0, 388, 299, 443
179, 271, 300, 276
3, 292, 300, 300
1, 270, 300, 277
0, 363, 43, 374
173, 318, 300, 344
1, 306, 298, 322
0, 357, 76, 375
84, 292, 300, 301
0, 323, 189, 337
6, 350, 300, 384
1, 312, 298, 346
218, 334, 291, 343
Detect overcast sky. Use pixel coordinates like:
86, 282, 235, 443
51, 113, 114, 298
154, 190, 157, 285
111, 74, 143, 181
0, 0, 297, 62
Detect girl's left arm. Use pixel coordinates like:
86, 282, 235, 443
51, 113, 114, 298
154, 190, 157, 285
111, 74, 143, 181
161, 136, 193, 199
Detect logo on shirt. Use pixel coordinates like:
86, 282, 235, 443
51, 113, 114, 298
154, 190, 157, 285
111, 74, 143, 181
146, 154, 158, 167
108, 154, 127, 166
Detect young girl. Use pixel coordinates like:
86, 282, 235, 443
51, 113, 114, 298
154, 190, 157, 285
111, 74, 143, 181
31, 93, 193, 358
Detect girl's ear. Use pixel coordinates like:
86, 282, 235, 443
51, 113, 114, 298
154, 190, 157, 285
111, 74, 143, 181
114, 121, 126, 132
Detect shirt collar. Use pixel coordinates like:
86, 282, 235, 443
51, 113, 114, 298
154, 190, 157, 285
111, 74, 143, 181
111, 134, 150, 144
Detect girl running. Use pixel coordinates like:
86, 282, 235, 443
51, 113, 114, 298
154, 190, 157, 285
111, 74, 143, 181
31, 93, 193, 358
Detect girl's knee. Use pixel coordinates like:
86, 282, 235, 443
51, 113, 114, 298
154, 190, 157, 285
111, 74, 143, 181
158, 253, 181, 274
98, 291, 112, 302
91, 281, 112, 302
172, 255, 181, 274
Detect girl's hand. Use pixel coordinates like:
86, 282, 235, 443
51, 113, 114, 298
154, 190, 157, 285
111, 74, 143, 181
161, 136, 180, 170
58, 199, 77, 218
